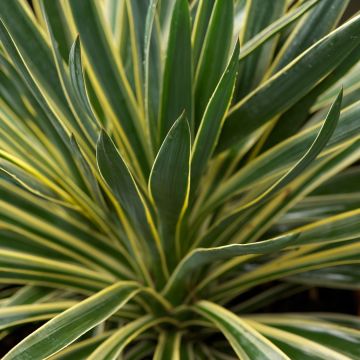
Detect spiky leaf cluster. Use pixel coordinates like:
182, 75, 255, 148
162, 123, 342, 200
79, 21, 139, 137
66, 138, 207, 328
0, 0, 360, 358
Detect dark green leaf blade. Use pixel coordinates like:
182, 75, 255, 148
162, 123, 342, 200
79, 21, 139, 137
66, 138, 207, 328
194, 0, 233, 125
191, 43, 239, 196
163, 234, 295, 305
154, 331, 182, 359
271, 0, 350, 73
68, 0, 150, 176
2, 282, 139, 360
68, 37, 100, 131
236, 0, 285, 98
191, 0, 215, 69
96, 131, 167, 285
88, 315, 162, 360
219, 14, 360, 151
149, 114, 191, 269
204, 89, 342, 229
193, 301, 290, 359
158, 0, 192, 144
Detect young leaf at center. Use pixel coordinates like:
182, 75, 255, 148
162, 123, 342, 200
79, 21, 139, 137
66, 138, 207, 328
149, 113, 191, 270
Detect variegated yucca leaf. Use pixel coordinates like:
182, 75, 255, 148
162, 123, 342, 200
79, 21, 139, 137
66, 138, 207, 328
0, 0, 359, 358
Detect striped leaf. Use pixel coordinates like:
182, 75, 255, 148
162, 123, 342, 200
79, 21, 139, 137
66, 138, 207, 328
2, 281, 140, 360
88, 315, 163, 360
194, 0, 233, 124
149, 114, 191, 268
193, 301, 290, 359
219, 14, 360, 151
159, 0, 192, 143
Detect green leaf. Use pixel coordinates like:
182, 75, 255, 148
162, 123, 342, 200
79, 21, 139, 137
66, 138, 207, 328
96, 131, 152, 243
2, 286, 53, 307
231, 138, 360, 246
254, 316, 360, 358
68, 37, 101, 133
191, 0, 215, 68
2, 281, 140, 360
0, 249, 112, 289
158, 0, 176, 38
219, 14, 360, 151
144, 0, 161, 153
197, 140, 360, 298
312, 314, 360, 331
122, 0, 149, 108
0, 159, 63, 203
0, 177, 134, 280
0, 302, 75, 330
68, 0, 150, 176
159, 0, 192, 143
260, 0, 350, 151
248, 319, 355, 360
41, 3, 98, 155
291, 208, 360, 245
88, 315, 163, 360
163, 234, 295, 305
32, 0, 72, 62
264, 44, 360, 150
196, 90, 342, 247
191, 43, 239, 196
209, 140, 360, 251
96, 131, 167, 285
252, 89, 342, 200
213, 240, 360, 302
277, 194, 360, 227
123, 341, 155, 360
193, 301, 290, 359
232, 283, 307, 314
270, 0, 350, 73
313, 63, 360, 112
0, 18, 81, 182
236, 0, 286, 98
154, 331, 182, 360
149, 114, 191, 269
204, 91, 358, 216
238, 0, 320, 62
0, 55, 71, 178
69, 135, 107, 209
0, 1, 72, 120
312, 167, 360, 195
287, 264, 360, 290
194, 0, 233, 125
48, 332, 113, 360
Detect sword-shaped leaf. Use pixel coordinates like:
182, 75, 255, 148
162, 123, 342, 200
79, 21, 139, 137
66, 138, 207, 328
149, 114, 191, 269
158, 0, 192, 143
193, 301, 290, 359
219, 14, 360, 151
2, 281, 140, 360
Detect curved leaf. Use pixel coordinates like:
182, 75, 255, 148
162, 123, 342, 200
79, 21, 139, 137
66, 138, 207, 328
97, 131, 167, 284
248, 319, 354, 360
219, 14, 360, 151
236, 0, 285, 98
0, 302, 75, 330
3, 281, 140, 360
88, 316, 164, 360
154, 331, 182, 360
68, 0, 150, 176
149, 114, 191, 268
191, 43, 239, 196
159, 0, 192, 143
194, 0, 233, 124
193, 301, 290, 359
163, 234, 295, 305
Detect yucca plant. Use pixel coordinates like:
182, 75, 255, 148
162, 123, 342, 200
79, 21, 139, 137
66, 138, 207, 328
0, 0, 360, 358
